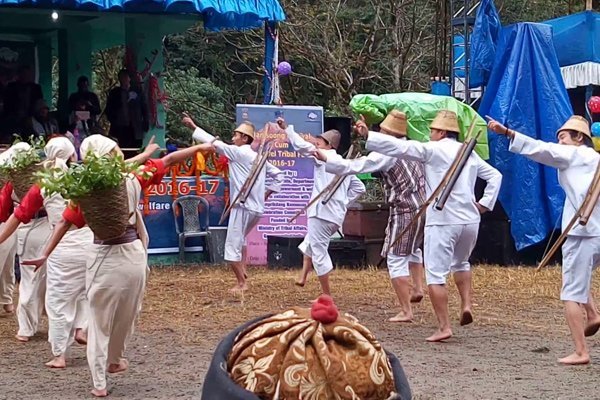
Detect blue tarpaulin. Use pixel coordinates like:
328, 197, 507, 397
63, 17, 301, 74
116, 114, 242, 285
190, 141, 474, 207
479, 23, 571, 250
543, 11, 600, 66
469, 0, 501, 88
0, 0, 286, 31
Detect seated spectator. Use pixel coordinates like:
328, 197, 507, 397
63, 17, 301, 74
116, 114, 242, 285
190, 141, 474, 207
68, 76, 100, 137
25, 99, 58, 138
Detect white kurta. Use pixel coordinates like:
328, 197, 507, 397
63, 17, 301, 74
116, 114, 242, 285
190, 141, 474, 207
0, 223, 16, 307
325, 150, 423, 278
86, 176, 147, 391
285, 125, 365, 227
509, 132, 600, 303
43, 192, 92, 356
366, 132, 502, 226
16, 216, 52, 337
285, 126, 365, 276
366, 132, 502, 285
193, 127, 283, 263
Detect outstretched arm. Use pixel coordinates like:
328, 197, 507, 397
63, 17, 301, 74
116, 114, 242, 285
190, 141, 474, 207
161, 143, 215, 168
125, 135, 160, 165
487, 117, 574, 169
277, 118, 316, 157
22, 218, 71, 272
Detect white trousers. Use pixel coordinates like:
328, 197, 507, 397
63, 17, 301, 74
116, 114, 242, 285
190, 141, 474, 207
424, 223, 478, 285
46, 227, 93, 356
16, 217, 52, 337
387, 249, 423, 279
298, 217, 339, 276
0, 224, 16, 306
561, 236, 600, 303
224, 207, 261, 263
86, 240, 147, 390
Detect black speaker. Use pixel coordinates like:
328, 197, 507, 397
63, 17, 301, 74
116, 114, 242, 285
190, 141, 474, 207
267, 236, 304, 269
324, 116, 352, 156
328, 238, 366, 268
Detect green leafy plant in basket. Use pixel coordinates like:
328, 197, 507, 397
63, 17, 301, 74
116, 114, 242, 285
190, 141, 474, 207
0, 136, 46, 199
37, 153, 152, 240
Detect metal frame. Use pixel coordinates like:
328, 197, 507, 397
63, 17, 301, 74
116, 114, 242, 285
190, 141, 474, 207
450, 0, 483, 106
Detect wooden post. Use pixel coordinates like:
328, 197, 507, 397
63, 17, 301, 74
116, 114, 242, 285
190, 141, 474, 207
587, 0, 593, 10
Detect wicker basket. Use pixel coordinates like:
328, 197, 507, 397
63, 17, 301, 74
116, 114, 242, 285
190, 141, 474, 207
75, 180, 130, 240
9, 162, 44, 200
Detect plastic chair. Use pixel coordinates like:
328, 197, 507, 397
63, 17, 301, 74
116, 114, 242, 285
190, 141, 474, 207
173, 195, 211, 262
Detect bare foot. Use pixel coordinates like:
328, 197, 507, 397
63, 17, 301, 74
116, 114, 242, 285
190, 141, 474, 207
45, 356, 66, 369
75, 329, 87, 345
91, 389, 108, 397
294, 278, 306, 287
426, 329, 453, 342
3, 304, 14, 313
107, 359, 129, 374
558, 352, 590, 365
388, 312, 413, 323
410, 293, 424, 303
584, 319, 600, 337
460, 310, 474, 326
229, 284, 248, 294
15, 335, 29, 342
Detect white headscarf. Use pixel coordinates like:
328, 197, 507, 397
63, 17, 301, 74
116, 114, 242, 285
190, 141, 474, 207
44, 136, 76, 171
80, 134, 117, 159
0, 142, 32, 166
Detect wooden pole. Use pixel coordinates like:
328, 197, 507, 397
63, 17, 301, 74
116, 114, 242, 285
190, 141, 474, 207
587, 0, 593, 10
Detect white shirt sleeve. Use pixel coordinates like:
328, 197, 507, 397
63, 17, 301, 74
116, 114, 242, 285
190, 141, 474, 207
346, 175, 366, 204
285, 125, 316, 156
509, 131, 576, 170
325, 151, 394, 175
265, 162, 284, 193
366, 131, 433, 163
474, 154, 503, 210
212, 141, 244, 161
192, 127, 217, 144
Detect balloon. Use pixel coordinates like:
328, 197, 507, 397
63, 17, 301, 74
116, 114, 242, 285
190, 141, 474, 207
277, 61, 292, 76
588, 96, 600, 113
592, 122, 600, 137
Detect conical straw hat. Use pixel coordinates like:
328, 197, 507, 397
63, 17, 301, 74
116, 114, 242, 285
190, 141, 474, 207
430, 110, 460, 133
379, 110, 408, 137
556, 116, 591, 138
234, 122, 255, 139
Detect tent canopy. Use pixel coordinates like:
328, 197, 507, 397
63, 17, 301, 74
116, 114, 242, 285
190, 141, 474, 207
0, 0, 286, 31
543, 11, 600, 88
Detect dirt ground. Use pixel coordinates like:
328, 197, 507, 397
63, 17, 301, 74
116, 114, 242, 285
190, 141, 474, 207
1, 265, 600, 400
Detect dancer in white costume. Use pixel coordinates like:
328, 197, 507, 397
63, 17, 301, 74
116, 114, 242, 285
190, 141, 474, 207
0, 136, 91, 367
277, 117, 365, 296
0, 148, 17, 315
0, 142, 52, 341
24, 134, 214, 397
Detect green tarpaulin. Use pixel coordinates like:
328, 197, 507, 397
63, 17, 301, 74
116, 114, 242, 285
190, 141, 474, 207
349, 93, 489, 159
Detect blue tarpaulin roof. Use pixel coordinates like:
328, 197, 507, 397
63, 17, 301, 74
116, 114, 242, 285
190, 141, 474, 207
469, 0, 501, 88
479, 22, 571, 250
0, 0, 286, 30
543, 11, 600, 66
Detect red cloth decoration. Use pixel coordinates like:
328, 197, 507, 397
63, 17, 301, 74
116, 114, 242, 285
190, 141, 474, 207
14, 184, 43, 224
310, 294, 339, 324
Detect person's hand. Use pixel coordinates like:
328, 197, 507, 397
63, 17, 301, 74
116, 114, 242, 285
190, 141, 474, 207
353, 115, 369, 138
276, 117, 287, 130
182, 112, 197, 130
486, 116, 513, 137
312, 149, 327, 162
475, 202, 489, 214
143, 135, 160, 154
21, 256, 48, 272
